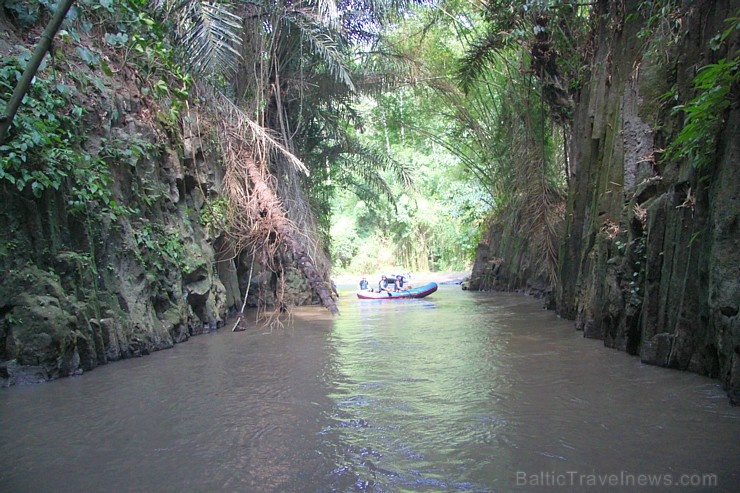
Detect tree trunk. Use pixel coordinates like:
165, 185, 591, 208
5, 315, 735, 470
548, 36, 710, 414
233, 148, 339, 315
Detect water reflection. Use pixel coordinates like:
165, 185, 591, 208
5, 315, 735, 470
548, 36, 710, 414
322, 288, 740, 492
0, 286, 738, 492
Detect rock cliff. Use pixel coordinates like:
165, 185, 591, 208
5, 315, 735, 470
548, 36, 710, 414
0, 10, 321, 386
470, 0, 739, 402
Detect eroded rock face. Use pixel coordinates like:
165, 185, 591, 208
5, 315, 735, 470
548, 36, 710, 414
467, 221, 554, 304
470, 1, 739, 402
556, 1, 739, 402
0, 12, 325, 386
0, 164, 235, 385
0, 268, 94, 383
0, 90, 234, 386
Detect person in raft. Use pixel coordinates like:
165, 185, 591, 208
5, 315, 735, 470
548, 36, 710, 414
394, 274, 406, 291
359, 276, 369, 291
378, 275, 391, 292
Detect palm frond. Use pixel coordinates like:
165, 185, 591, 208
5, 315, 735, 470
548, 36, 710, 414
154, 0, 243, 77
455, 29, 515, 93
204, 86, 310, 175
353, 51, 420, 95
287, 14, 356, 91
331, 139, 414, 203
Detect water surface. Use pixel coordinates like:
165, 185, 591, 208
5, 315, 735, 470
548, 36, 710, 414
1, 286, 738, 492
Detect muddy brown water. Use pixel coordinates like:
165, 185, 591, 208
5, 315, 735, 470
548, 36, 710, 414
1, 286, 738, 492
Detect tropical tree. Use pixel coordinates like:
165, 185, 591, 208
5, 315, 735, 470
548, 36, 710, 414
342, 0, 588, 283
396, 0, 587, 284
322, 1, 496, 274
146, 0, 433, 314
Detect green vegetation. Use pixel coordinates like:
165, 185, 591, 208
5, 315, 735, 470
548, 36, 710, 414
0, 55, 107, 203
0, 0, 189, 218
325, 0, 582, 278
663, 11, 740, 170
329, 143, 489, 274
0, 0, 204, 326
200, 195, 231, 236
664, 57, 739, 170
0, 0, 576, 278
1, 0, 735, 294
133, 222, 190, 274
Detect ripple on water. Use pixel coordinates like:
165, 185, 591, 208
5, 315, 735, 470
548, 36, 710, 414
1, 288, 739, 492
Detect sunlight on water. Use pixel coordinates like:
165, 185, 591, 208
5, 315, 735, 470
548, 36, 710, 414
1, 286, 739, 492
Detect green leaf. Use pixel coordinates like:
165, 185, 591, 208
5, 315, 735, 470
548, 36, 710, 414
77, 46, 100, 67
100, 60, 113, 77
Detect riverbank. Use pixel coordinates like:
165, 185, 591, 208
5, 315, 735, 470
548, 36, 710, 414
332, 271, 470, 287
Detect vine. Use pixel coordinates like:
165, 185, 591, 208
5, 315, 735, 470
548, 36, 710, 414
200, 195, 231, 236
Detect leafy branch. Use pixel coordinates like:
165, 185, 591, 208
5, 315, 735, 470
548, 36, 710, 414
664, 65, 738, 170
662, 12, 739, 170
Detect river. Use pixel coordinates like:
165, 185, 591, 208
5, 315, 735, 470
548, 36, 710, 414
1, 285, 738, 492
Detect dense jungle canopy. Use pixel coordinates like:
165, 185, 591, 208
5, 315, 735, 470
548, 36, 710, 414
1, 0, 739, 401
1, 0, 738, 313
0, 0, 574, 311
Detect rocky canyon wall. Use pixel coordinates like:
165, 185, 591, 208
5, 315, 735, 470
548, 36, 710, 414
471, 0, 739, 402
559, 0, 738, 404
0, 13, 317, 386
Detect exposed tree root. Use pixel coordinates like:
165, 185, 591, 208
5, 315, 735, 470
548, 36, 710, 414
230, 147, 339, 315
231, 252, 255, 332
205, 97, 339, 317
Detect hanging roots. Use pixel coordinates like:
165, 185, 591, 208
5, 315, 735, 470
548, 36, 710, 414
204, 96, 339, 323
